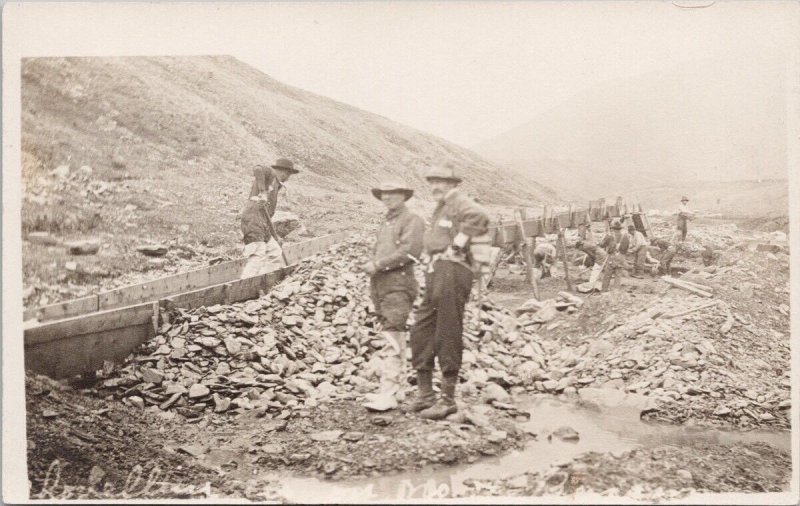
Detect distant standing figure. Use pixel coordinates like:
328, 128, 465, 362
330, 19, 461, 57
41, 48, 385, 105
599, 221, 629, 291
627, 225, 648, 278
239, 158, 299, 278
677, 196, 693, 242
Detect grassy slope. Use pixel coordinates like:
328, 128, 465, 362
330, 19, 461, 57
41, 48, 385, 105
21, 56, 558, 306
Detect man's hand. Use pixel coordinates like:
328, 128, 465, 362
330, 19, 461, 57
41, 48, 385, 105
360, 261, 377, 275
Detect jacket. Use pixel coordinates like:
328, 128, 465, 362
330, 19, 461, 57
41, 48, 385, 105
600, 232, 630, 255
424, 189, 490, 262
372, 205, 425, 272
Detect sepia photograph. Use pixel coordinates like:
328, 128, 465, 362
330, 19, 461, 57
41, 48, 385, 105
2, 1, 798, 503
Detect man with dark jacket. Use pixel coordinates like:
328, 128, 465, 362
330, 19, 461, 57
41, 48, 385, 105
360, 179, 425, 412
405, 165, 490, 420
239, 158, 298, 278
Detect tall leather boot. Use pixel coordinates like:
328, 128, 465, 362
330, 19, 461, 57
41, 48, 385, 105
364, 331, 405, 412
419, 372, 458, 420
402, 370, 436, 413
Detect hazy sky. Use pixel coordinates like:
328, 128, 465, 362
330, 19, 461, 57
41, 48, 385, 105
4, 1, 797, 146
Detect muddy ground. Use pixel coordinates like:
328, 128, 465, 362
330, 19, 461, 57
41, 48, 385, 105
25, 219, 794, 501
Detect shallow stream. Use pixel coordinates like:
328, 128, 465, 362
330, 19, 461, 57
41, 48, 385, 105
222, 393, 790, 502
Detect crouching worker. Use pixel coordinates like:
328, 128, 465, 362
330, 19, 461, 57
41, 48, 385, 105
406, 165, 490, 420
575, 239, 607, 292
360, 179, 425, 412
239, 158, 298, 278
533, 241, 557, 278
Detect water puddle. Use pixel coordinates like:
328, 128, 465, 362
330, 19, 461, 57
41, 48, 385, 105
271, 395, 789, 502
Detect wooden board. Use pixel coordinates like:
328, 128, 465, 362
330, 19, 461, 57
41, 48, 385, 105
97, 258, 247, 311
25, 301, 157, 346
161, 268, 289, 313
23, 295, 99, 323
25, 232, 349, 321
283, 231, 349, 265
25, 321, 156, 379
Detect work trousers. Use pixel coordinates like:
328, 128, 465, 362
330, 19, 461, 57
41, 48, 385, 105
677, 218, 688, 241
601, 253, 626, 291
241, 239, 285, 279
410, 259, 473, 375
370, 267, 418, 331
632, 247, 647, 274
659, 249, 676, 274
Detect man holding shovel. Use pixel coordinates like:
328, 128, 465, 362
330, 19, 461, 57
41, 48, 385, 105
239, 158, 298, 278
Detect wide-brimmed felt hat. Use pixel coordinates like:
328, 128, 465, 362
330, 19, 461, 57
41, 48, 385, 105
371, 178, 414, 201
271, 158, 299, 174
681, 196, 689, 202
610, 221, 623, 230
424, 165, 462, 184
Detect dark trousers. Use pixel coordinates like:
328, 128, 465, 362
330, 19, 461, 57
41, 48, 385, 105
410, 259, 473, 375
678, 218, 688, 241
659, 249, 676, 274
601, 253, 625, 291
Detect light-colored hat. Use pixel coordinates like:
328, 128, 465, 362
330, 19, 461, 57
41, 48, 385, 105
424, 165, 462, 184
371, 178, 413, 201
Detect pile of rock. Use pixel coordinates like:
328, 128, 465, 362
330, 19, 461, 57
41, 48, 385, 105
99, 236, 553, 419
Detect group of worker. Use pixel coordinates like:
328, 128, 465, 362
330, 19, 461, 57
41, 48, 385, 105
571, 196, 692, 292
239, 158, 490, 419
238, 159, 698, 416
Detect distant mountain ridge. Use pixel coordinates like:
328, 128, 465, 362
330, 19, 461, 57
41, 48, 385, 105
474, 55, 789, 200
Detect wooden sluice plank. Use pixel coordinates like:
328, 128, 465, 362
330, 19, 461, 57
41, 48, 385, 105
23, 295, 99, 323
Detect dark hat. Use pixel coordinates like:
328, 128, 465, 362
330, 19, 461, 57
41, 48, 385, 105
575, 240, 584, 249
681, 196, 689, 202
611, 221, 623, 230
371, 178, 414, 201
271, 158, 299, 174
425, 165, 462, 184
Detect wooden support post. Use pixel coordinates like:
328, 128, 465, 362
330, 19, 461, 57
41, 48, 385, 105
556, 220, 573, 292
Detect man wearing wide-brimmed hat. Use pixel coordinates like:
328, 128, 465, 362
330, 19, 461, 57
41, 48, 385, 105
360, 178, 425, 412
676, 196, 693, 242
240, 158, 299, 278
405, 165, 490, 420
599, 220, 630, 291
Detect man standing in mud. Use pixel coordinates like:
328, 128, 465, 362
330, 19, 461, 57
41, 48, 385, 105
405, 165, 490, 420
239, 158, 298, 278
359, 179, 425, 412
599, 221, 629, 291
677, 196, 693, 242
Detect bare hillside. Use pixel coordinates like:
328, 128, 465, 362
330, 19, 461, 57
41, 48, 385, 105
475, 55, 789, 200
20, 56, 556, 307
